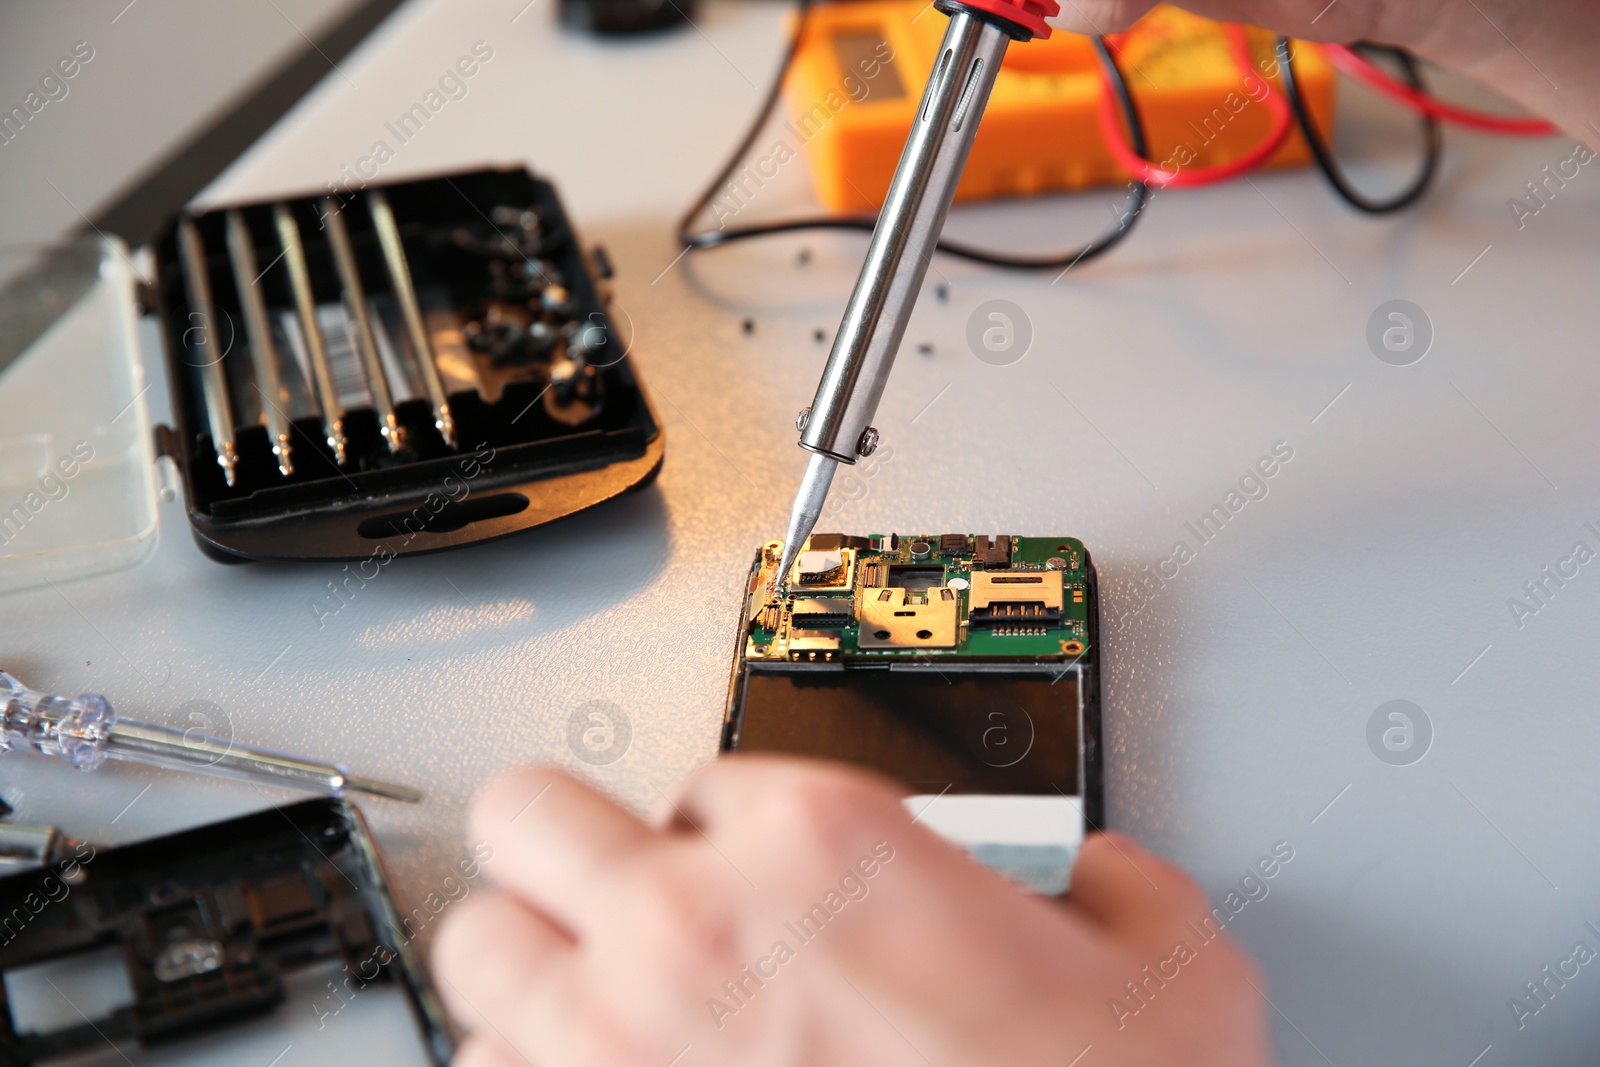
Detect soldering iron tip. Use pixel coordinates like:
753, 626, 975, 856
774, 542, 800, 593
775, 452, 839, 592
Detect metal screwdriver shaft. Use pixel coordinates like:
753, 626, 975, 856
225, 210, 295, 476
322, 197, 406, 453
775, 0, 1049, 587
369, 190, 457, 447
274, 204, 350, 465
0, 672, 422, 803
175, 217, 240, 486
0, 822, 86, 868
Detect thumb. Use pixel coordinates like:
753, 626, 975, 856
1066, 831, 1216, 956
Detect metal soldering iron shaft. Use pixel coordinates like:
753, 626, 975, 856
369, 190, 456, 447
322, 197, 406, 453
225, 210, 295, 476
175, 217, 240, 486
275, 204, 349, 465
801, 10, 1010, 462
780, 9, 1010, 580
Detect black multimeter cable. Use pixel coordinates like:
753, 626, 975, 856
1277, 36, 1442, 215
675, 1, 1151, 271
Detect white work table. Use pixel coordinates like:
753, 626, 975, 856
4, 1, 1599, 1064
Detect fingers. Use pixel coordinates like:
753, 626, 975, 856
452, 1035, 537, 1067
1068, 831, 1213, 953
433, 889, 572, 1059
1053, 0, 1160, 35
669, 755, 907, 832
667, 755, 914, 871
470, 766, 651, 934
1059, 0, 1381, 42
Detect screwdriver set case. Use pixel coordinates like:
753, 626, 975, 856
150, 166, 664, 562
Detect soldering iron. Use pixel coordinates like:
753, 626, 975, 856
775, 0, 1062, 588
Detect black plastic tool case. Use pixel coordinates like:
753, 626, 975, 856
0, 799, 452, 1065
151, 167, 663, 562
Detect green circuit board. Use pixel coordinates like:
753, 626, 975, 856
743, 533, 1093, 663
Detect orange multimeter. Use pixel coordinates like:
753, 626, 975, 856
783, 2, 1339, 211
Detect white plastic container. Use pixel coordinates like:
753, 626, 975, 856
0, 235, 159, 592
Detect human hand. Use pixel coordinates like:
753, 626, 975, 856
1055, 0, 1600, 146
433, 756, 1273, 1067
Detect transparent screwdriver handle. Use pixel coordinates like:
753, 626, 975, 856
0, 671, 114, 769
0, 672, 421, 802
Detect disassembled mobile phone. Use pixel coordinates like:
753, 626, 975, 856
0, 799, 451, 1066
722, 533, 1102, 893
